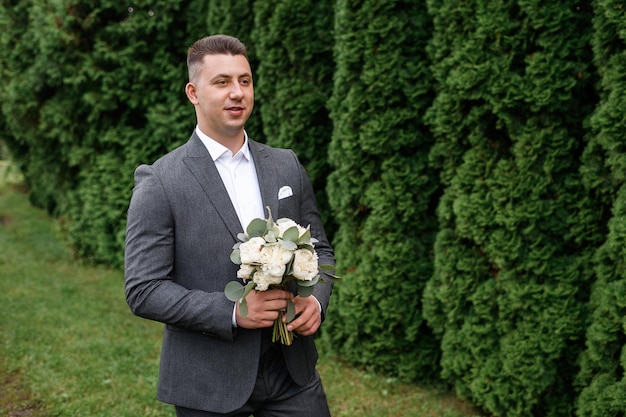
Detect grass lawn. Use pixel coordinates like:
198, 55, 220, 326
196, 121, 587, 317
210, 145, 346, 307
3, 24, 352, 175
0, 161, 483, 417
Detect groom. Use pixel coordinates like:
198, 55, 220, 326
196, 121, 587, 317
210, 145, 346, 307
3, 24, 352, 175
124, 34, 335, 417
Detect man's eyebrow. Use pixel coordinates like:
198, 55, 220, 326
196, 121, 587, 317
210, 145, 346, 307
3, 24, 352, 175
212, 73, 252, 79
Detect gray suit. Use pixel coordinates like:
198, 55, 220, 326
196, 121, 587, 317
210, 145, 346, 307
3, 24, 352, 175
124, 132, 334, 413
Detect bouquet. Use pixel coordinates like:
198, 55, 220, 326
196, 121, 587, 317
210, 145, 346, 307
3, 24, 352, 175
224, 207, 335, 345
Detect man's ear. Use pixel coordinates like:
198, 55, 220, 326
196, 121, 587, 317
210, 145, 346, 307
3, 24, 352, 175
185, 82, 199, 104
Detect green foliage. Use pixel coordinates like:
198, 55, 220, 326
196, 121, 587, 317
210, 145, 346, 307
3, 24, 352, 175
576, 1, 626, 416
324, 0, 440, 382
3, 1, 626, 416
0, 0, 208, 267
422, 1, 601, 416
253, 0, 336, 233
0, 0, 81, 211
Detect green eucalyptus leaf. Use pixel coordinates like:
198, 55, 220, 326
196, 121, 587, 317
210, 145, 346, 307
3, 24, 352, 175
246, 218, 268, 237
265, 206, 274, 224
325, 272, 341, 280
297, 283, 315, 297
297, 275, 319, 287
279, 239, 297, 251
230, 249, 241, 264
224, 281, 245, 302
298, 243, 315, 253
282, 226, 300, 243
242, 280, 256, 299
265, 226, 279, 242
239, 299, 248, 317
236, 233, 248, 242
297, 228, 311, 244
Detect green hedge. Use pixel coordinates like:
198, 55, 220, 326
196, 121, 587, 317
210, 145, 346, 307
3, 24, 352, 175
324, 0, 440, 381
0, 1, 208, 266
422, 1, 601, 416
3, 2, 626, 416
576, 1, 626, 416
252, 0, 336, 231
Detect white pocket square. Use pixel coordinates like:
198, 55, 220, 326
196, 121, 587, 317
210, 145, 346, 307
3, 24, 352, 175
278, 185, 293, 200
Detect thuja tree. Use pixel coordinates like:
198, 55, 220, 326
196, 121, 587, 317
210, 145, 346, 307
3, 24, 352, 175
0, 0, 80, 212
252, 0, 336, 232
576, 1, 626, 416
422, 1, 600, 416
207, 0, 264, 143
325, 0, 440, 381
0, 0, 208, 266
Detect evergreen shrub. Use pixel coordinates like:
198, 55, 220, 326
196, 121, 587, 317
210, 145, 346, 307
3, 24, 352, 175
0, 0, 208, 266
576, 1, 626, 415
422, 1, 601, 416
253, 0, 336, 232
324, 0, 440, 381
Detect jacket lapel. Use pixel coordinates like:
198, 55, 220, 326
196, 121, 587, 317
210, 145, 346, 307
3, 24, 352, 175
249, 140, 279, 220
182, 133, 243, 239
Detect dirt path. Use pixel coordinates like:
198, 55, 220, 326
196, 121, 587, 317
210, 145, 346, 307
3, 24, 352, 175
0, 371, 43, 417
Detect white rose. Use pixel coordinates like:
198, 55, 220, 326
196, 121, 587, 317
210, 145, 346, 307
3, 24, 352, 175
276, 218, 307, 238
261, 262, 286, 279
253, 269, 283, 291
292, 249, 318, 281
236, 264, 256, 281
260, 243, 293, 266
239, 237, 265, 264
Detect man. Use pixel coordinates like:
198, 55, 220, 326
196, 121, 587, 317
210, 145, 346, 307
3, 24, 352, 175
124, 34, 335, 417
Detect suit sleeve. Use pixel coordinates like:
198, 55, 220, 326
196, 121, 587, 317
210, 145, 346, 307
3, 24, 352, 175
124, 164, 235, 340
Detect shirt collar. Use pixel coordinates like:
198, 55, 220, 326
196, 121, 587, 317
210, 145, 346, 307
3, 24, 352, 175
195, 126, 251, 162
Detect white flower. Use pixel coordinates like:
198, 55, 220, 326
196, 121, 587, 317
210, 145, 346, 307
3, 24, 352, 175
261, 262, 286, 279
236, 264, 256, 281
276, 218, 308, 238
292, 249, 318, 281
253, 269, 283, 291
239, 237, 265, 264
260, 242, 293, 266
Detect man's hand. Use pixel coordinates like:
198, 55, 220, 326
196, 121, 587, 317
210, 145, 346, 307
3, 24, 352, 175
235, 289, 293, 329
285, 296, 322, 337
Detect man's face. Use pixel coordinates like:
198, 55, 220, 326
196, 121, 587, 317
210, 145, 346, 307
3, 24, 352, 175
187, 53, 254, 144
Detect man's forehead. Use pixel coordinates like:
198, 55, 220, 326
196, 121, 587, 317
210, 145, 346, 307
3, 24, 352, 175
201, 54, 251, 73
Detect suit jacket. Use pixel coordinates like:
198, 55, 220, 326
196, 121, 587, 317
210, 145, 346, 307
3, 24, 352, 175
124, 132, 334, 413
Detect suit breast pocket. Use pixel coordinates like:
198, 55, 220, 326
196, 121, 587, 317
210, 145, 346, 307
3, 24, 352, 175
277, 192, 298, 219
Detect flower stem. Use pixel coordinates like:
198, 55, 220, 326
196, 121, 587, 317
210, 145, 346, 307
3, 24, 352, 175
273, 311, 293, 345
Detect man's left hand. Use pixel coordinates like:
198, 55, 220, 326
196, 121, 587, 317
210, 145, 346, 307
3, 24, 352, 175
285, 296, 322, 336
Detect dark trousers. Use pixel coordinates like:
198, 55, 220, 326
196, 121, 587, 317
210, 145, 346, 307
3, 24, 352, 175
175, 346, 331, 417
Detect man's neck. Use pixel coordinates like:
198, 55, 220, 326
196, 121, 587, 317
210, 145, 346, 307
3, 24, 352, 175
196, 126, 247, 155
197, 127, 245, 154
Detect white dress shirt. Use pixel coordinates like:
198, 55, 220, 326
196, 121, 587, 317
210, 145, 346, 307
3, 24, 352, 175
195, 127, 265, 229
195, 127, 322, 327
196, 127, 265, 327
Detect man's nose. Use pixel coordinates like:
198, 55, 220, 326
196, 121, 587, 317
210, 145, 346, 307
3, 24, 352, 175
229, 83, 243, 99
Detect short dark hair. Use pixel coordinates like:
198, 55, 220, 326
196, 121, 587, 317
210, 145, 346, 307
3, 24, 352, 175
187, 34, 248, 82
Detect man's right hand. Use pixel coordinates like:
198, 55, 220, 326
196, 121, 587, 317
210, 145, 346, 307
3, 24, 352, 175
235, 289, 293, 329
